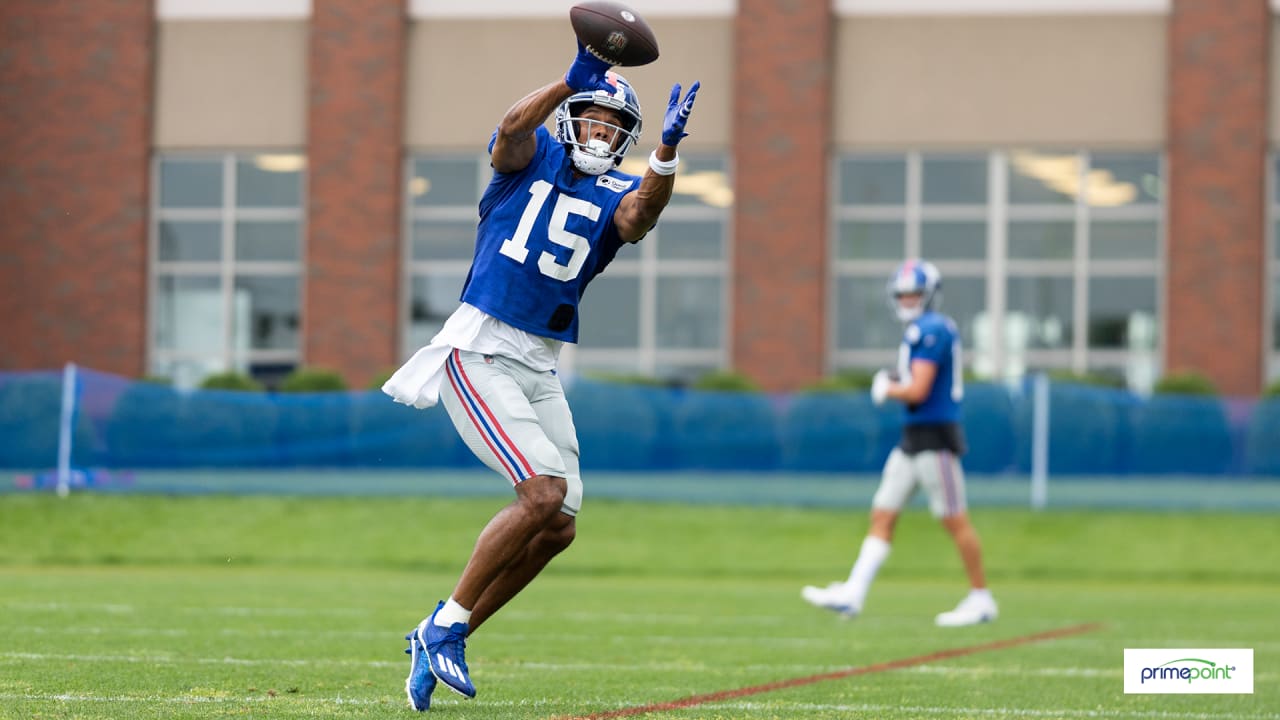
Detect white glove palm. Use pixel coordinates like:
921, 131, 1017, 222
870, 369, 892, 406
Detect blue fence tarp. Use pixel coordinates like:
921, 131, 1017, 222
1, 367, 1278, 476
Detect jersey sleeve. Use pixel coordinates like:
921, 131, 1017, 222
908, 320, 951, 365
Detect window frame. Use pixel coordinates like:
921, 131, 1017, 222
148, 152, 307, 386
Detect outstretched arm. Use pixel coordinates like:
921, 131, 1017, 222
614, 81, 700, 243
492, 43, 615, 174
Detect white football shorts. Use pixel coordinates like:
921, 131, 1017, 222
871, 447, 967, 518
440, 348, 583, 516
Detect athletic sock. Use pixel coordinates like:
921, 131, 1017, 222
434, 597, 472, 627
845, 536, 891, 608
968, 588, 993, 603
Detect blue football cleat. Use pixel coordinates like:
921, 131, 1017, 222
419, 603, 476, 698
404, 619, 437, 711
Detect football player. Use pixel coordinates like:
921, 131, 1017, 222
383, 41, 699, 710
801, 260, 998, 627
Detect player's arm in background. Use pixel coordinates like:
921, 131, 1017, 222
614, 82, 700, 243
492, 42, 614, 174
886, 359, 937, 405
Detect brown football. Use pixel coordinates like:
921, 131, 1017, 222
570, 1, 659, 67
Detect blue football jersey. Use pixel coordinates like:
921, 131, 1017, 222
460, 125, 640, 343
895, 311, 964, 424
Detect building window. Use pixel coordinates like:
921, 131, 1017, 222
404, 152, 732, 383
832, 150, 1162, 391
150, 153, 305, 387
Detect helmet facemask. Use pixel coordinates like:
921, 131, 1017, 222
886, 260, 942, 323
555, 72, 643, 176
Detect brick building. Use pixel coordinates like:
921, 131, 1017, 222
2, 0, 1277, 395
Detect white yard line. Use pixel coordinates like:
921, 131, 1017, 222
0, 693, 1275, 719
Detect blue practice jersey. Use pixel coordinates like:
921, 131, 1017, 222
459, 125, 640, 343
895, 311, 964, 425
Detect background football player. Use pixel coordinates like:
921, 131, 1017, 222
801, 260, 998, 628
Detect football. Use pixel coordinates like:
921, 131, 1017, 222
569, 1, 660, 67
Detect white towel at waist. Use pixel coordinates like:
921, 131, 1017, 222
380, 303, 564, 409
381, 341, 452, 409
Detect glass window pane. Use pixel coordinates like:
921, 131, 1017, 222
1274, 277, 1280, 351
936, 275, 986, 350
835, 277, 900, 349
155, 275, 222, 351
159, 221, 221, 262
577, 275, 640, 349
1009, 220, 1074, 260
1008, 150, 1078, 205
1088, 153, 1160, 207
150, 356, 226, 390
922, 155, 987, 204
412, 220, 478, 261
655, 219, 721, 260
1090, 219, 1157, 260
1088, 276, 1157, 350
236, 155, 303, 207
667, 153, 732, 208
839, 155, 906, 205
408, 274, 465, 350
656, 276, 721, 349
1006, 275, 1074, 349
837, 220, 905, 260
921, 221, 986, 260
233, 276, 300, 351
159, 158, 222, 208
412, 157, 479, 207
235, 220, 300, 262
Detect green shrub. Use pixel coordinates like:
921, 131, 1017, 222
1263, 379, 1280, 398
278, 368, 348, 393
800, 369, 875, 393
1153, 371, 1217, 396
691, 369, 762, 393
1045, 369, 1127, 389
367, 368, 398, 391
199, 371, 263, 392
582, 372, 673, 388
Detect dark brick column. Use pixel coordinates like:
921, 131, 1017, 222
0, 0, 153, 375
1166, 0, 1270, 396
732, 0, 832, 391
305, 0, 405, 387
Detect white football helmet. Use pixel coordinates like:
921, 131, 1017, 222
554, 71, 643, 176
887, 259, 942, 323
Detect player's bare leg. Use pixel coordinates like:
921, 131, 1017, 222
940, 512, 986, 589
450, 474, 569, 610
867, 508, 899, 543
467, 512, 575, 633
935, 512, 998, 626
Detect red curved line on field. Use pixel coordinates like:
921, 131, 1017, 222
558, 622, 1104, 720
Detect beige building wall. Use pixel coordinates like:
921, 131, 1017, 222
406, 17, 732, 151
835, 15, 1166, 148
153, 20, 308, 148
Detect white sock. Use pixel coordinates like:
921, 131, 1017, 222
434, 597, 472, 627
968, 588, 993, 603
845, 536, 891, 608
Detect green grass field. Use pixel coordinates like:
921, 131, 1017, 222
0, 492, 1276, 719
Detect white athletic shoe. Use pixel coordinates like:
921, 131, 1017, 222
801, 582, 860, 618
934, 593, 998, 627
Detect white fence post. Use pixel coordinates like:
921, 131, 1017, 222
1030, 372, 1049, 510
56, 362, 77, 498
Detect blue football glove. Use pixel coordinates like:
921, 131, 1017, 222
661, 81, 700, 147
565, 41, 614, 93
